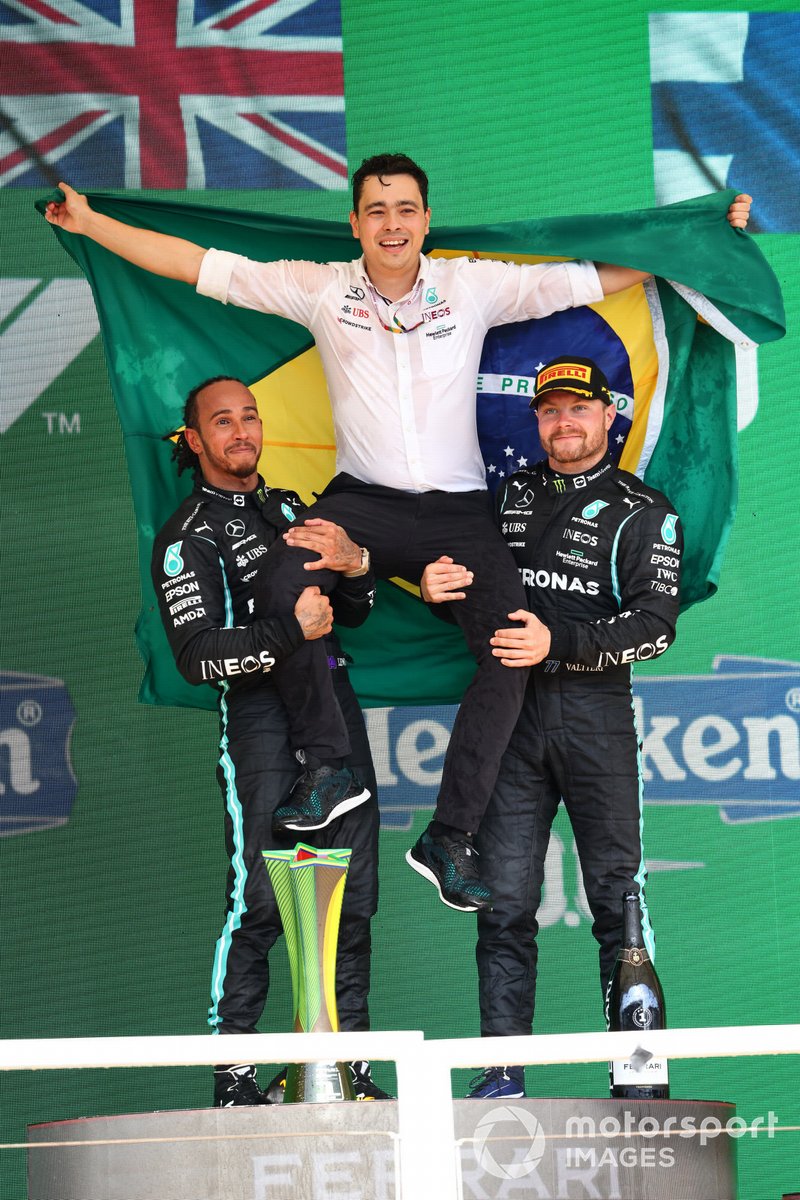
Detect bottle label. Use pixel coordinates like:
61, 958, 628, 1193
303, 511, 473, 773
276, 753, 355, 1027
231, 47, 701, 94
611, 1057, 669, 1086
632, 1003, 654, 1029
618, 947, 651, 966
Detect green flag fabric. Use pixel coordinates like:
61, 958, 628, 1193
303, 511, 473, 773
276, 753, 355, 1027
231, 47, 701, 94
37, 189, 784, 711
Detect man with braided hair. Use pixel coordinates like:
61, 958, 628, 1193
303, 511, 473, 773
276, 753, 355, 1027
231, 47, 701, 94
152, 376, 387, 1105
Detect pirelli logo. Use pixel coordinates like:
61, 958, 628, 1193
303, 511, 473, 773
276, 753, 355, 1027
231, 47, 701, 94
537, 362, 592, 387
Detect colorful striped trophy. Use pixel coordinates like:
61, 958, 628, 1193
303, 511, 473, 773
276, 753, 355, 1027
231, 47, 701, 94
262, 843, 354, 1102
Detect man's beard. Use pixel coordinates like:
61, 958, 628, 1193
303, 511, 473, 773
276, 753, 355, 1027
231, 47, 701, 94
206, 445, 258, 478
541, 427, 605, 465
226, 455, 258, 479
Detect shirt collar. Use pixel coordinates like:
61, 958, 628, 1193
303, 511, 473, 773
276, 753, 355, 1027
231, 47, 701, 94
357, 253, 429, 306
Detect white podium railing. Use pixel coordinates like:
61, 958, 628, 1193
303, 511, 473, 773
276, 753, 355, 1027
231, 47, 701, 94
3, 1024, 800, 1199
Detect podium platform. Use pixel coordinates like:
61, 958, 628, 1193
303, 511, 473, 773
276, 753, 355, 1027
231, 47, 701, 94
28, 1097, 737, 1199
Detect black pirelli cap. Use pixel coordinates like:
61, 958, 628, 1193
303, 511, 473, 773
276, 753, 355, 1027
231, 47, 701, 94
530, 356, 613, 407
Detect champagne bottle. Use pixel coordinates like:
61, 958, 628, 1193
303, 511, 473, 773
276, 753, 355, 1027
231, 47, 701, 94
607, 891, 670, 1099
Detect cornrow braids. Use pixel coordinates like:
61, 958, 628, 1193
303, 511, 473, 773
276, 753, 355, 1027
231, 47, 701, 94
171, 430, 199, 476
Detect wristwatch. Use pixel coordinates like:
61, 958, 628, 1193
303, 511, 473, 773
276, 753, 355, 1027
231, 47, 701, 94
343, 546, 371, 578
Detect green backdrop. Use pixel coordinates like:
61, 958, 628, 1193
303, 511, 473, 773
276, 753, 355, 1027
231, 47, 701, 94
2, 2, 798, 1197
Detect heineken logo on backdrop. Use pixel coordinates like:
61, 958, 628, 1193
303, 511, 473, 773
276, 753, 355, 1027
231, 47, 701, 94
367, 655, 800, 833
0, 672, 77, 836
633, 655, 800, 823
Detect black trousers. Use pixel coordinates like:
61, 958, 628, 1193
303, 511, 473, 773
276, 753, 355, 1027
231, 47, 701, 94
257, 474, 529, 833
474, 681, 652, 1037
210, 667, 378, 1036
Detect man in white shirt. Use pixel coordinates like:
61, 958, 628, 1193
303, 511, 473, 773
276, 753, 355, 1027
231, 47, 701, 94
44, 157, 750, 913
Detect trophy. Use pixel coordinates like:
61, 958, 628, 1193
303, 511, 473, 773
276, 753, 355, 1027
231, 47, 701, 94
262, 844, 354, 1102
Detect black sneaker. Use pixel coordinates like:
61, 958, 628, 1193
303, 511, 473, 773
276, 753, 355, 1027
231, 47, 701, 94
406, 826, 492, 912
213, 1063, 270, 1107
273, 766, 370, 833
350, 1060, 393, 1101
467, 1066, 526, 1099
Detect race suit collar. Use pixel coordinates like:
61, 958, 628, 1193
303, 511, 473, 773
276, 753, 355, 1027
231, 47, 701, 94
197, 476, 270, 508
540, 451, 615, 493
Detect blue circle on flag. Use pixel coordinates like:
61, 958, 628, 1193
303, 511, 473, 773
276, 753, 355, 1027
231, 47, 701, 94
477, 307, 634, 492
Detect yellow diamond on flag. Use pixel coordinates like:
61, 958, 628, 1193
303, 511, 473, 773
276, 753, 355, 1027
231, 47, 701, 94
251, 347, 336, 503
251, 347, 423, 599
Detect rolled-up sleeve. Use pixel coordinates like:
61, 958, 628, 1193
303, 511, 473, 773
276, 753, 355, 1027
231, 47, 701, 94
483, 258, 604, 325
196, 250, 321, 325
196, 248, 240, 304
561, 259, 604, 306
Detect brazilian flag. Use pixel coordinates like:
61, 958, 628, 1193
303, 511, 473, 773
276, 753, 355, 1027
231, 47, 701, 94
37, 190, 784, 711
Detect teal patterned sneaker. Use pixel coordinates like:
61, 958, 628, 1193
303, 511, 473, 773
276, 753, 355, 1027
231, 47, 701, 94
406, 825, 492, 912
273, 766, 370, 834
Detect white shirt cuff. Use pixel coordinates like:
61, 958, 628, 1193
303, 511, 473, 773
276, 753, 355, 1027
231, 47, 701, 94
196, 248, 241, 304
565, 259, 604, 307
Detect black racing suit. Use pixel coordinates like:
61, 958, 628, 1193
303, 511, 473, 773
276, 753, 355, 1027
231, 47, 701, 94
473, 452, 683, 1036
152, 476, 378, 1035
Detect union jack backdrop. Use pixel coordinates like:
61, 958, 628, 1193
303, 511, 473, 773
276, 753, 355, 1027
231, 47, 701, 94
0, 0, 348, 189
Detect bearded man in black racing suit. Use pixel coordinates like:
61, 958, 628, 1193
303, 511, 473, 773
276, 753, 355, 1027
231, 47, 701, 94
422, 356, 683, 1099
152, 376, 384, 1106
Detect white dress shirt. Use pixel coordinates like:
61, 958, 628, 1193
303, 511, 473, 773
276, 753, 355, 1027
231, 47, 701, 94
197, 251, 603, 493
